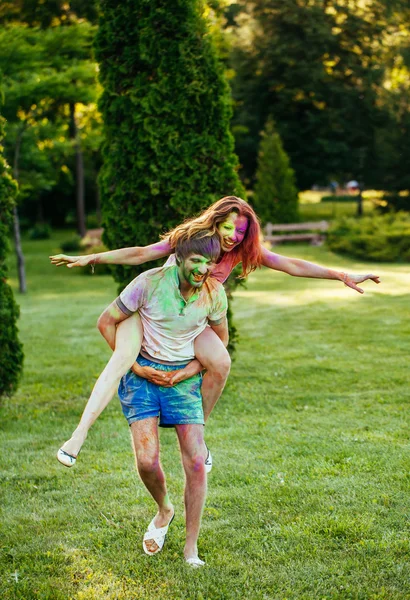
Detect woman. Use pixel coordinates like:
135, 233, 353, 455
51, 196, 379, 465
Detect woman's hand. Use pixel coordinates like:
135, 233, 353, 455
343, 273, 381, 294
49, 254, 91, 268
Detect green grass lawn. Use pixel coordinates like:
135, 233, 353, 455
1, 233, 409, 599
299, 200, 375, 222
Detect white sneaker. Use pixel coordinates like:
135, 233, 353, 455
205, 446, 212, 473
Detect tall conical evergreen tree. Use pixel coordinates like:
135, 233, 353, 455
95, 0, 244, 289
253, 119, 298, 225
0, 114, 24, 398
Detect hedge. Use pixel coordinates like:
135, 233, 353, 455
0, 115, 24, 398
326, 213, 410, 262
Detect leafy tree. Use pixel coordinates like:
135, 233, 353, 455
0, 0, 99, 27
96, 0, 244, 290
373, 20, 410, 210
0, 22, 98, 247
0, 113, 24, 398
228, 0, 405, 190
253, 118, 298, 224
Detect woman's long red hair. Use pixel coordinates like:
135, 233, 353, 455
164, 196, 262, 277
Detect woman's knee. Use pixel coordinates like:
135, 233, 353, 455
109, 347, 136, 372
196, 335, 231, 371
206, 350, 231, 379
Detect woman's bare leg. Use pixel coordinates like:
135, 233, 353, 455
60, 313, 143, 457
194, 328, 231, 422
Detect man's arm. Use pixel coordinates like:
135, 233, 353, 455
98, 298, 171, 385
97, 300, 130, 350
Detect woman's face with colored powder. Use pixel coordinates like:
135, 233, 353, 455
217, 211, 249, 252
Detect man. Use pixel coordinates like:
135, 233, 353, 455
97, 231, 228, 567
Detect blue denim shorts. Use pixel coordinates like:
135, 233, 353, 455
118, 355, 204, 427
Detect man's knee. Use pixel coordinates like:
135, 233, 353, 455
183, 452, 206, 474
136, 450, 159, 474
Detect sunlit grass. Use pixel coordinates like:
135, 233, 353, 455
299, 200, 375, 221
299, 189, 384, 204
298, 189, 380, 221
1, 234, 409, 599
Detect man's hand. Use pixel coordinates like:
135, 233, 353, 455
343, 273, 381, 294
169, 359, 204, 385
131, 363, 179, 387
49, 254, 91, 268
131, 360, 202, 387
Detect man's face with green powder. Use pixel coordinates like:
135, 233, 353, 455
177, 253, 215, 290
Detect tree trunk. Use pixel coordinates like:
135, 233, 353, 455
13, 126, 27, 294
70, 103, 86, 237
37, 198, 45, 223
357, 148, 366, 217
357, 189, 363, 217
95, 173, 102, 226
12, 205, 27, 294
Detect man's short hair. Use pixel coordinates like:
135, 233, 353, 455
175, 231, 221, 263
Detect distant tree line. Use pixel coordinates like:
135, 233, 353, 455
1, 0, 410, 235
0, 1, 101, 234
228, 0, 410, 206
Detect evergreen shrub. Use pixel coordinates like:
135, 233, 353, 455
327, 213, 410, 262
28, 223, 51, 240
96, 0, 244, 291
223, 263, 246, 354
253, 119, 298, 225
96, 0, 245, 348
60, 236, 81, 252
0, 116, 24, 398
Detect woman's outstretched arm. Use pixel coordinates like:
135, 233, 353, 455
261, 246, 381, 293
50, 240, 172, 268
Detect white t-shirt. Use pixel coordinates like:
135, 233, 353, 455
117, 265, 227, 364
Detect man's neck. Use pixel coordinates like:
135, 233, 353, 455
178, 273, 196, 300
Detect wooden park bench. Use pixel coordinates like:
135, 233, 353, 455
264, 221, 329, 246
81, 227, 104, 248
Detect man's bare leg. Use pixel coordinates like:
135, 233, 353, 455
175, 424, 207, 562
131, 418, 174, 554
60, 315, 142, 457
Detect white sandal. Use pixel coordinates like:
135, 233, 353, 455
205, 445, 212, 474
143, 513, 174, 556
56, 448, 78, 467
186, 557, 205, 568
